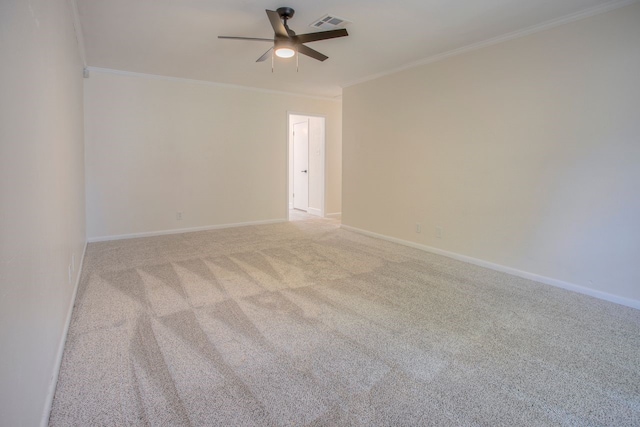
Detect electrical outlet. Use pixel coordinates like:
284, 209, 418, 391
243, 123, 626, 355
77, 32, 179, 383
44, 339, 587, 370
177, 212, 183, 221
416, 223, 421, 233
436, 226, 443, 239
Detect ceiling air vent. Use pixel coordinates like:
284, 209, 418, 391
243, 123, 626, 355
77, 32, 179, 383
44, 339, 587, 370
309, 14, 351, 30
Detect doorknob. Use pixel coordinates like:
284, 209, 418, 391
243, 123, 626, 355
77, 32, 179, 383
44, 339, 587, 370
301, 170, 307, 173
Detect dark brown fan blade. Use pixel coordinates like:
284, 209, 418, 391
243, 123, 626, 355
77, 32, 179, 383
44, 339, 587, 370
266, 10, 288, 38
218, 36, 274, 42
256, 47, 273, 62
297, 44, 329, 62
294, 29, 348, 44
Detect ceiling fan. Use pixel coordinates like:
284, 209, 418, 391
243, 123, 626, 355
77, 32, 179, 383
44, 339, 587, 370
218, 7, 348, 63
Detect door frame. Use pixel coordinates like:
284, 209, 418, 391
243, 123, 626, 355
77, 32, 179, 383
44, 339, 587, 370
286, 111, 327, 220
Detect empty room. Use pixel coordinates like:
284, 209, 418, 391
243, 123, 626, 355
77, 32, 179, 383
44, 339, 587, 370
1, 0, 639, 425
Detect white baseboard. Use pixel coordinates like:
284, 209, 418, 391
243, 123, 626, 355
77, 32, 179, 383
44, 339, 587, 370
325, 212, 342, 219
88, 219, 287, 243
307, 208, 322, 217
41, 241, 88, 427
341, 224, 640, 311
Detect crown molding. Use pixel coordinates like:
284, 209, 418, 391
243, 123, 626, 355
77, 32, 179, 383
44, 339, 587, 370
343, 0, 638, 89
85, 67, 342, 102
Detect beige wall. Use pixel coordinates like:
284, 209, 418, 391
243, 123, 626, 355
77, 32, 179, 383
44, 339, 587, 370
85, 71, 342, 239
0, 0, 86, 425
343, 4, 640, 304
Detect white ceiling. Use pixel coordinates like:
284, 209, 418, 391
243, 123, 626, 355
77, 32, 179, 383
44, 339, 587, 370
76, 0, 628, 98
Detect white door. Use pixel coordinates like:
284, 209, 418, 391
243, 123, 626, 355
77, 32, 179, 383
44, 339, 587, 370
293, 121, 309, 211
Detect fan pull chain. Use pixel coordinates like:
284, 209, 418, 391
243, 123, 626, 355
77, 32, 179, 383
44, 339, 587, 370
296, 48, 299, 72
271, 50, 274, 73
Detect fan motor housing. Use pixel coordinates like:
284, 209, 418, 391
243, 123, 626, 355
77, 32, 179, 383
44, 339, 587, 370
276, 7, 295, 20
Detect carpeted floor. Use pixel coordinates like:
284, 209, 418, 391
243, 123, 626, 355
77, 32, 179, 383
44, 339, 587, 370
50, 214, 640, 426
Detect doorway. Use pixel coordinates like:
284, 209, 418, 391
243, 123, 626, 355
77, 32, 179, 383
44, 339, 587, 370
288, 113, 326, 219
292, 121, 309, 211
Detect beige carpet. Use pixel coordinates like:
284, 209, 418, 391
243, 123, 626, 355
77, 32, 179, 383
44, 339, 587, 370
50, 215, 640, 426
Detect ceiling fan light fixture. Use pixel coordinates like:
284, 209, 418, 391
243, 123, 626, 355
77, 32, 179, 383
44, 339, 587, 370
218, 7, 348, 64
275, 46, 295, 58
274, 39, 296, 58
